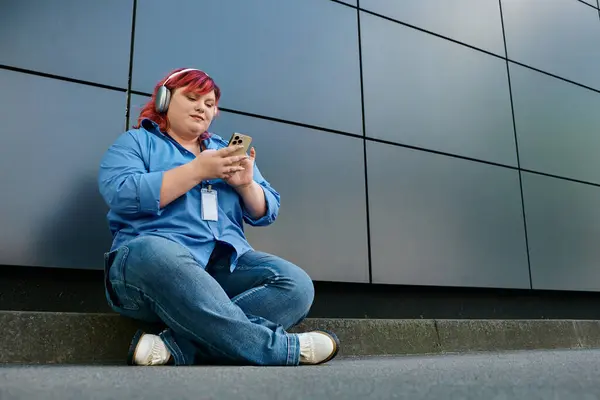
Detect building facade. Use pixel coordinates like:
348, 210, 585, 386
2, 0, 600, 300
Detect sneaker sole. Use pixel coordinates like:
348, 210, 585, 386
312, 330, 340, 365
126, 329, 145, 366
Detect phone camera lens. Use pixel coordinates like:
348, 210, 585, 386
234, 136, 240, 141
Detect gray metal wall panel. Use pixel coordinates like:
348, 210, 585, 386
0, 0, 132, 88
210, 114, 370, 283
510, 63, 600, 184
581, 0, 597, 7
502, 0, 600, 90
523, 172, 600, 291
360, 12, 517, 166
367, 141, 530, 288
132, 0, 363, 135
0, 70, 125, 269
339, 0, 357, 6
128, 95, 152, 130
360, 0, 505, 56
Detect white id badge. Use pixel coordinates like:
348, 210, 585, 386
201, 188, 218, 221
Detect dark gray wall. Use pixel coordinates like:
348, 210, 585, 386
2, 0, 600, 291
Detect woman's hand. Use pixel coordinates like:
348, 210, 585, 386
225, 147, 256, 190
193, 145, 247, 181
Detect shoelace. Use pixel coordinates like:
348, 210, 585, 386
150, 340, 164, 365
300, 334, 315, 362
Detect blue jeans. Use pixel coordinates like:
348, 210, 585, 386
103, 235, 315, 366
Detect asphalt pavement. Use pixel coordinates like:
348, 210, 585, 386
2, 349, 600, 399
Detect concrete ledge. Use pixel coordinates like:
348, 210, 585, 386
293, 318, 439, 356
2, 311, 600, 364
437, 320, 583, 353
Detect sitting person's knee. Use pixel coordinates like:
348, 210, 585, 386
285, 262, 315, 313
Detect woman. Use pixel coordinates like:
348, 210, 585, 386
98, 68, 340, 366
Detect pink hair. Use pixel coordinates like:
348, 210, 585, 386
133, 68, 221, 138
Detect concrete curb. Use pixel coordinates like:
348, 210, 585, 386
2, 311, 600, 364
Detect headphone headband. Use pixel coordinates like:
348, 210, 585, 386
155, 68, 211, 114
163, 68, 211, 86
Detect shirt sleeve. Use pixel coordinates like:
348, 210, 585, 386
98, 132, 164, 216
242, 163, 280, 227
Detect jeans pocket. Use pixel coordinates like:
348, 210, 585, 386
104, 247, 140, 311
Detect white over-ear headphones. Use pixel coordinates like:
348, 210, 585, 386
154, 68, 202, 113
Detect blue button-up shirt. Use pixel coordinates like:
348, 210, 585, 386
98, 118, 280, 271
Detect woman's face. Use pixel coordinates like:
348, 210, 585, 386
166, 86, 217, 138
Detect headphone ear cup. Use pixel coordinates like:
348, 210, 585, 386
155, 85, 171, 113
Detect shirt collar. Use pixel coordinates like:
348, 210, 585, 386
140, 118, 164, 136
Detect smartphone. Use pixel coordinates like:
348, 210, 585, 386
228, 132, 253, 158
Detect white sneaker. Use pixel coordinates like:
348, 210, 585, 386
127, 330, 172, 366
297, 330, 340, 365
